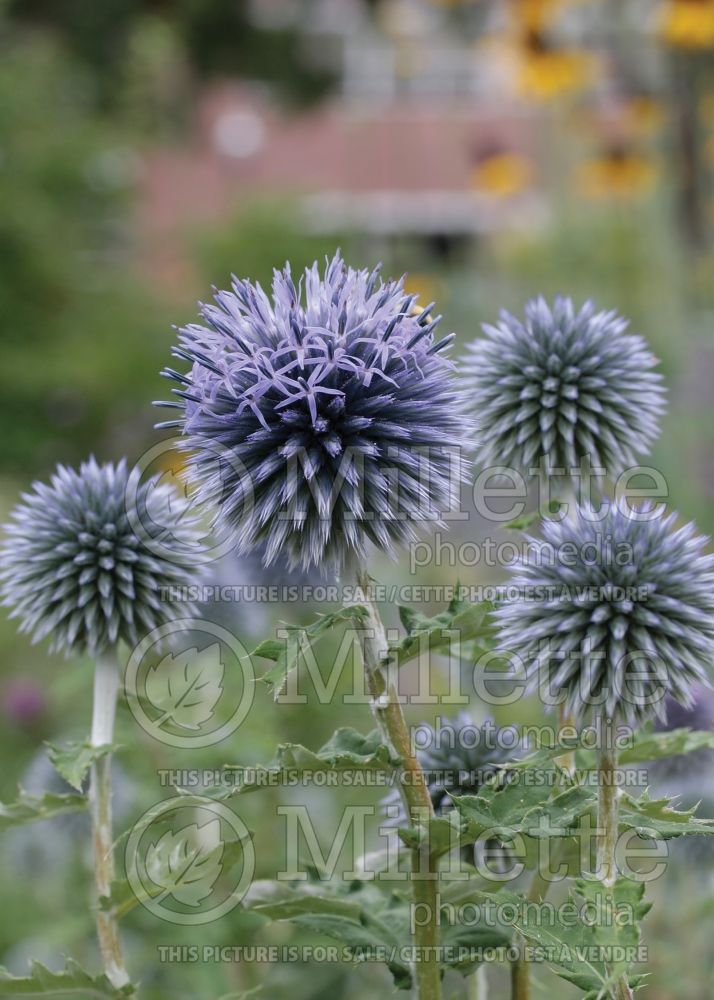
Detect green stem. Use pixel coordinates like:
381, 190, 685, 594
89, 650, 130, 990
467, 964, 488, 1000
354, 566, 441, 1000
511, 953, 530, 1000
597, 720, 632, 1000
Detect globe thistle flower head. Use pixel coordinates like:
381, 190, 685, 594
384, 713, 521, 868
384, 713, 520, 815
157, 252, 466, 571
1, 458, 205, 657
495, 503, 714, 726
462, 296, 665, 481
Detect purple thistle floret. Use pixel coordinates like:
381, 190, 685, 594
495, 503, 714, 726
462, 297, 666, 480
157, 252, 466, 570
0, 458, 205, 656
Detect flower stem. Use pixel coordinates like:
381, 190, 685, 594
354, 566, 441, 1000
89, 650, 130, 990
597, 719, 632, 1000
468, 965, 488, 1000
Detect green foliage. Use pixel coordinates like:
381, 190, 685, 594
192, 201, 355, 296
388, 595, 495, 668
619, 726, 714, 764
46, 740, 117, 791
244, 879, 513, 990
619, 791, 714, 839
252, 604, 368, 697
0, 28, 167, 472
0, 958, 134, 997
216, 728, 400, 798
496, 878, 651, 998
0, 789, 87, 831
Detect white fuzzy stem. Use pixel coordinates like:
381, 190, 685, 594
89, 650, 131, 989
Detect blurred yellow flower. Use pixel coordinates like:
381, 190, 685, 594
471, 153, 534, 196
511, 0, 565, 31
404, 273, 446, 309
660, 0, 714, 49
518, 30, 593, 100
626, 95, 666, 137
575, 148, 657, 198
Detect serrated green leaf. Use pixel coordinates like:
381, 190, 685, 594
388, 596, 495, 668
244, 878, 511, 987
0, 790, 87, 832
252, 605, 368, 698
46, 741, 117, 792
619, 726, 714, 764
619, 790, 714, 839
483, 879, 649, 998
208, 728, 400, 799
0, 958, 135, 997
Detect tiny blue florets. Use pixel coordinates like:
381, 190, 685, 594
0, 458, 205, 656
462, 296, 666, 480
494, 503, 714, 725
157, 252, 467, 570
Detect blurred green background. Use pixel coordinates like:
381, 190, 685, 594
1, 1, 714, 998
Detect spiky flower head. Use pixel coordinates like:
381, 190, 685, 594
462, 296, 665, 480
157, 252, 465, 571
1, 458, 204, 656
385, 713, 521, 866
416, 712, 521, 812
495, 503, 714, 726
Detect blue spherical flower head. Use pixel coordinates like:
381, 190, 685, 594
495, 503, 714, 726
158, 253, 466, 570
1, 458, 205, 656
462, 296, 666, 481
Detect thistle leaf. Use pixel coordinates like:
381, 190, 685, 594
46, 741, 117, 792
252, 604, 367, 698
0, 790, 87, 832
0, 958, 134, 997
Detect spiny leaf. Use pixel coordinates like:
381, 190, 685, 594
46, 741, 118, 792
619, 790, 714, 839
208, 728, 400, 799
487, 879, 650, 998
619, 726, 714, 765
252, 605, 368, 698
0, 958, 135, 997
243, 879, 512, 987
0, 790, 87, 832
388, 596, 495, 668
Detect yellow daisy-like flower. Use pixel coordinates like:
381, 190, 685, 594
519, 48, 593, 100
575, 148, 657, 198
517, 29, 593, 100
660, 0, 714, 49
471, 153, 534, 196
